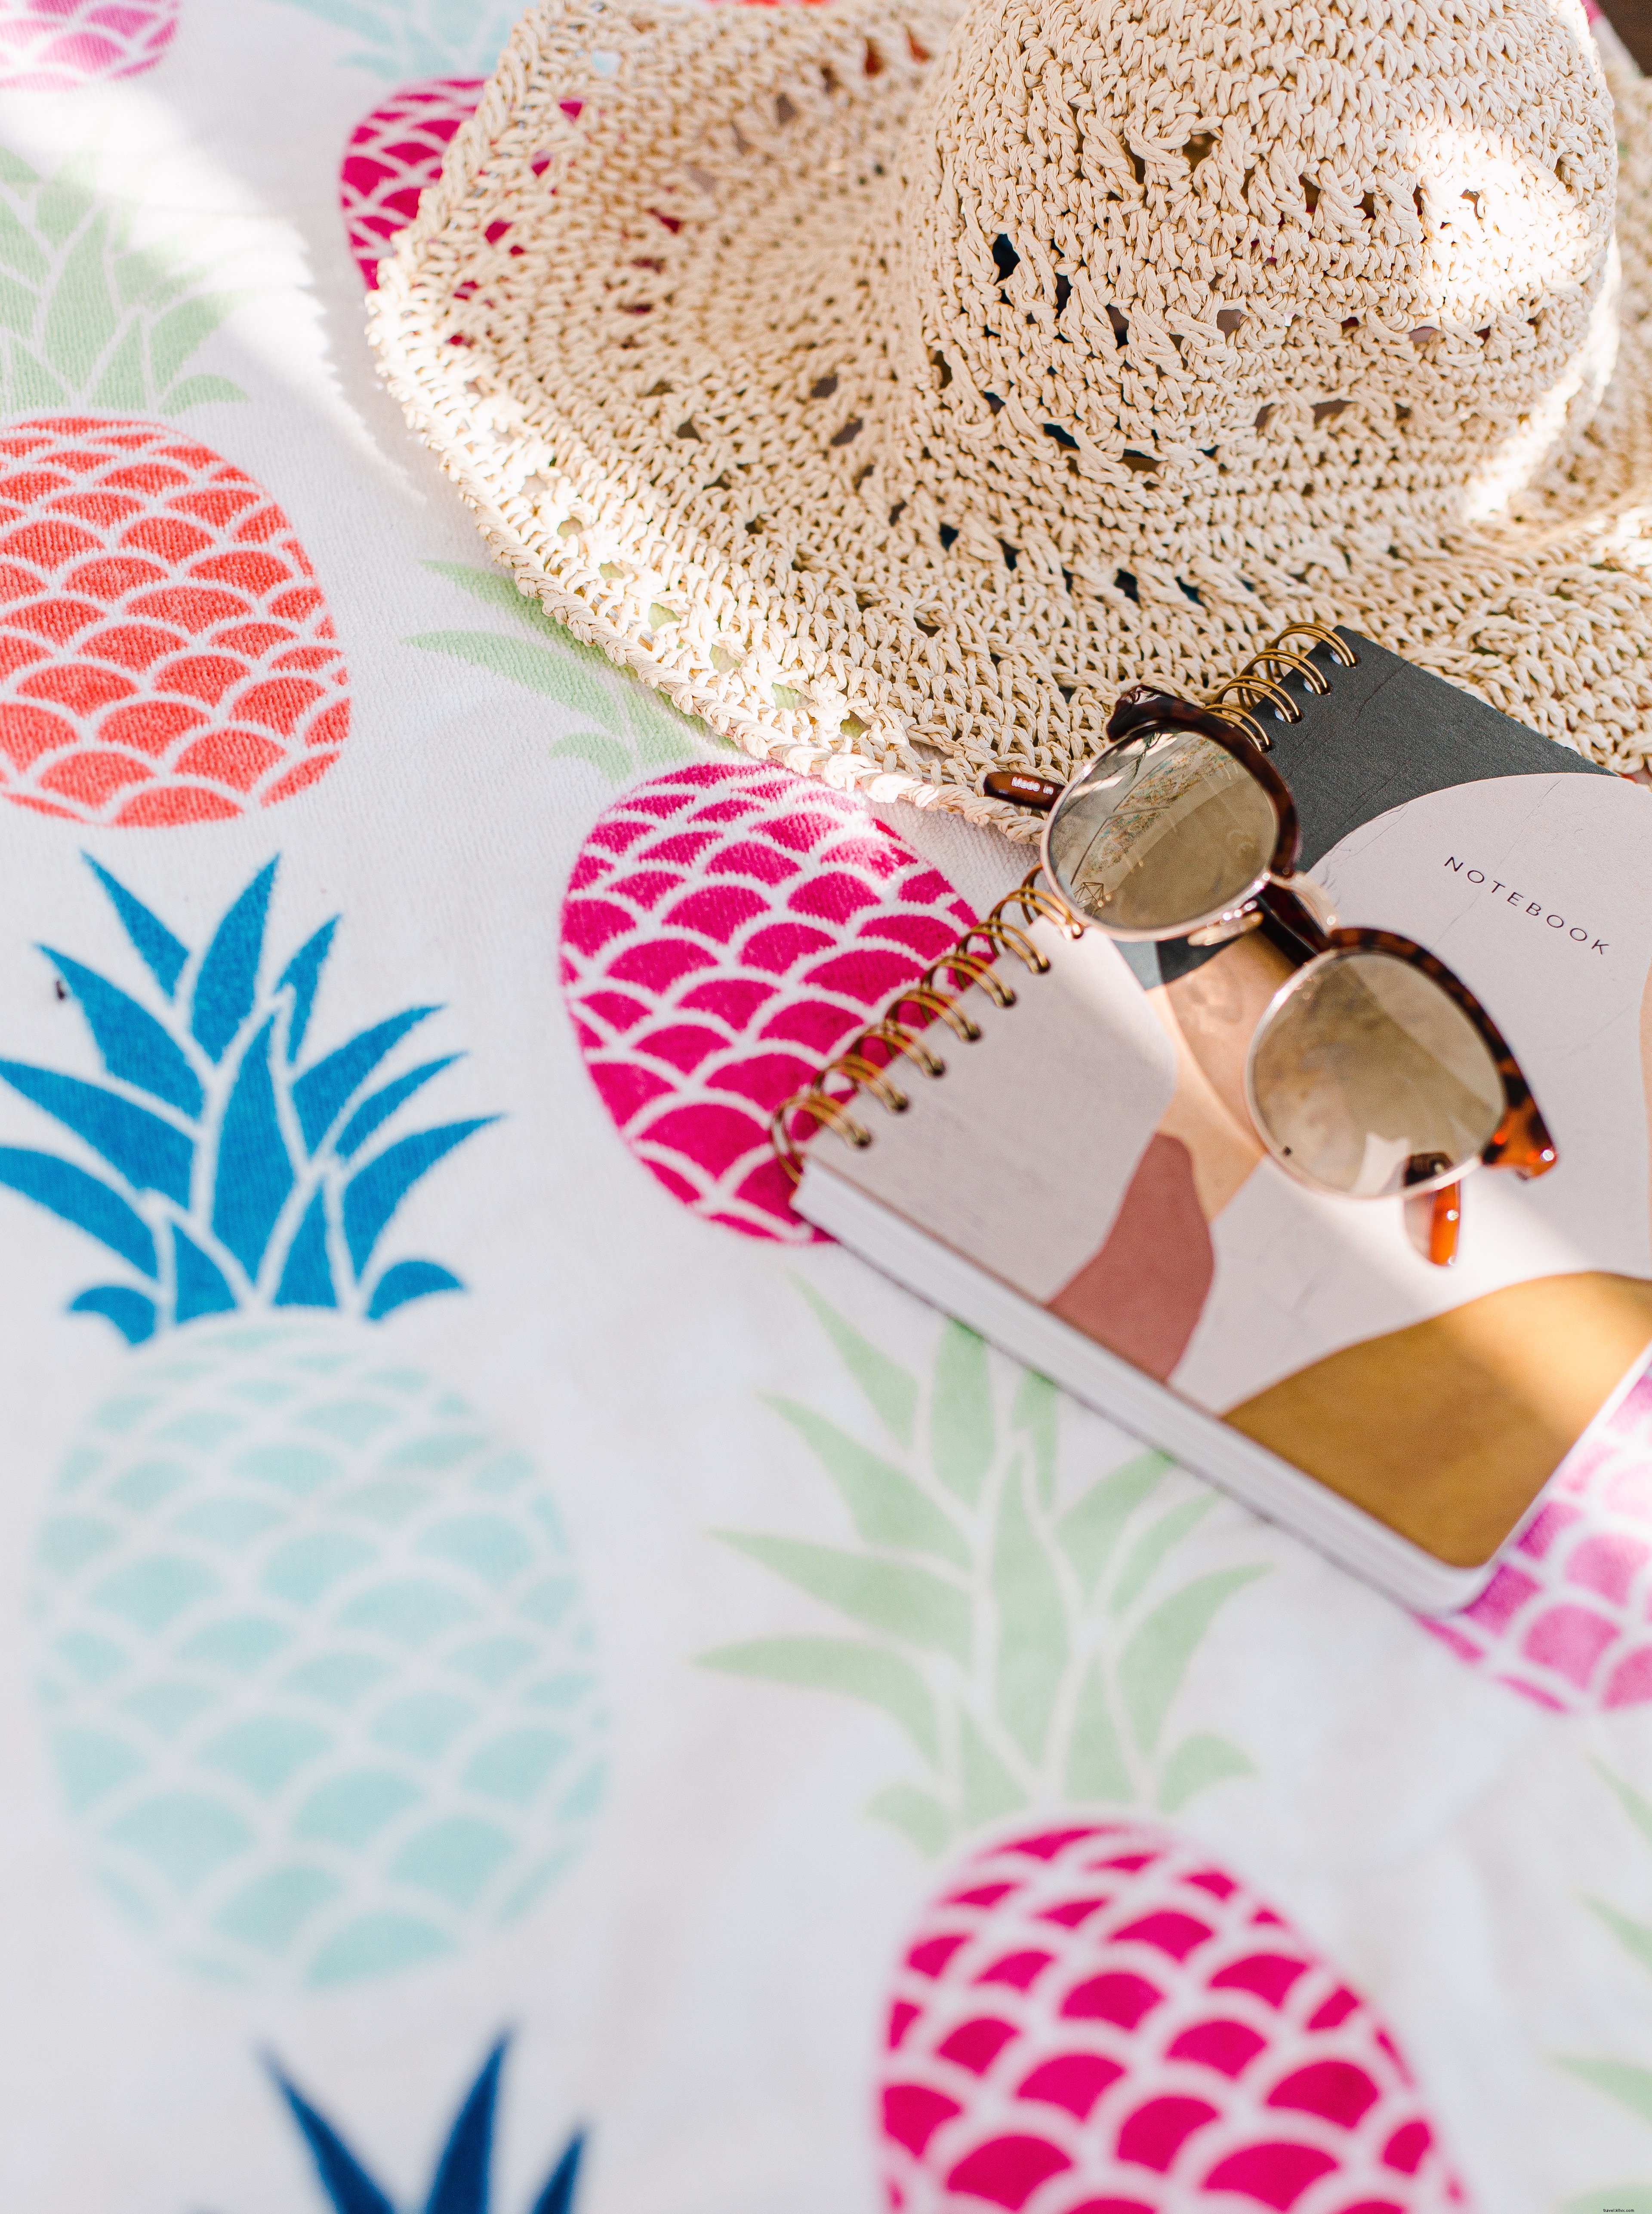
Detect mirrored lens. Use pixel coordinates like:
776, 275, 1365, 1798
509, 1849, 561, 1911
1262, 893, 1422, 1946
1248, 951, 1505, 1197
1045, 729, 1277, 935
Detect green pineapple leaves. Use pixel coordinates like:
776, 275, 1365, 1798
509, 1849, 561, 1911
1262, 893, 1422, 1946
273, 2035, 584, 2214
1556, 1761, 1652, 2192
0, 155, 248, 416
703, 1290, 1268, 1855
0, 857, 495, 1341
407, 564, 728, 785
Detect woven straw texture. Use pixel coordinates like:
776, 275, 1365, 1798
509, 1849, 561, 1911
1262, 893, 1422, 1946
372, 0, 1652, 839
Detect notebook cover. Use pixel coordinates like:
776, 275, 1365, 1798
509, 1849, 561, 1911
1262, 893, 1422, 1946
795, 630, 1652, 1575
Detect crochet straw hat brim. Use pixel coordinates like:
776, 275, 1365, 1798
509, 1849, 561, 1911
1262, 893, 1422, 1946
372, 0, 1652, 841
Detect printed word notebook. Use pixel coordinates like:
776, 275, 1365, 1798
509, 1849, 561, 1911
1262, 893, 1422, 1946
783, 631, 1652, 1612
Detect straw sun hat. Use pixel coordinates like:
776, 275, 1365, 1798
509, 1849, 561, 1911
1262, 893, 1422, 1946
372, 0, 1652, 839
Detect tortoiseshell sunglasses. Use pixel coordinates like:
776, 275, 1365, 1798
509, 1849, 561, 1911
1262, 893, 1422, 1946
989, 668, 1557, 1265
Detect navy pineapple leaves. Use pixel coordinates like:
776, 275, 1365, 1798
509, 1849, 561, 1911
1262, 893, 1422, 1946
271, 2037, 583, 2214
0, 856, 496, 1342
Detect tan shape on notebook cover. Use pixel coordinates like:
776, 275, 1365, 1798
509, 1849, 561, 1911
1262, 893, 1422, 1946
1147, 970, 1271, 1225
1047, 1133, 1214, 1382
1224, 1274, 1652, 1567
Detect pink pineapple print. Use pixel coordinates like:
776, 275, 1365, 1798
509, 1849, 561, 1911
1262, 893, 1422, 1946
339, 79, 486, 289
881, 1821, 1467, 2213
1425, 1364, 1652, 1712
0, 0, 177, 89
558, 760, 974, 1239
338, 3, 821, 295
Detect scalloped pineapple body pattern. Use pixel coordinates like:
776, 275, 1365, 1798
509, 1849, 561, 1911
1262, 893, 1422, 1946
35, 1321, 609, 1989
340, 80, 485, 290
0, 419, 349, 827
0, 0, 177, 88
3, 859, 607, 1986
559, 761, 974, 1239
1425, 1363, 1652, 1712
881, 1821, 1467, 2214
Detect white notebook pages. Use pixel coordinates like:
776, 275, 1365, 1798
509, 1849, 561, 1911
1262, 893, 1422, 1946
796, 762, 1652, 1612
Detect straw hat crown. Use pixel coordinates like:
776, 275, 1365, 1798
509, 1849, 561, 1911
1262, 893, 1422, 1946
375, 0, 1652, 834
866, 0, 1618, 594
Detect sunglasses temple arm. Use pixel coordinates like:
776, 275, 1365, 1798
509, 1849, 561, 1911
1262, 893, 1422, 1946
1404, 1181, 1463, 1267
1485, 1090, 1559, 1177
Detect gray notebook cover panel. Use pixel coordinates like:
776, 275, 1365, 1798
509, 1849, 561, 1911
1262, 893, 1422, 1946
1125, 626, 1608, 991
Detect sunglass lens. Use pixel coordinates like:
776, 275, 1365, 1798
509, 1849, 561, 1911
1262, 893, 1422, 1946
1045, 730, 1277, 934
1248, 950, 1505, 1197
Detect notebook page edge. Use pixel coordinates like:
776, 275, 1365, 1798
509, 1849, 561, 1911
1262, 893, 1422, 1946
795, 1153, 1492, 1616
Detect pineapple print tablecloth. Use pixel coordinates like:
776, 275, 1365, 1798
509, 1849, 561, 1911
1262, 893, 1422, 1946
4, 8, 1652, 2214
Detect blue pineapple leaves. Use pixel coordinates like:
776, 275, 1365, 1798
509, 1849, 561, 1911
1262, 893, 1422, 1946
212, 1019, 295, 1277
339, 1058, 462, 1159
0, 1060, 192, 1203
0, 858, 497, 1340
293, 1008, 438, 1152
279, 919, 337, 1063
270, 2035, 584, 2214
0, 1148, 157, 1276
173, 1225, 239, 1322
274, 1189, 337, 1311
368, 1262, 464, 1321
270, 2067, 396, 2214
191, 860, 275, 1061
425, 2042, 505, 2214
344, 1122, 496, 1280
84, 856, 186, 996
527, 2137, 584, 2214
67, 1284, 157, 1343
41, 952, 203, 1116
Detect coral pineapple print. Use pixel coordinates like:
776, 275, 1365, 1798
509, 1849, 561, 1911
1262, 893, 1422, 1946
0, 158, 351, 825
0, 422, 349, 826
8, 859, 607, 1986
881, 1823, 1467, 2212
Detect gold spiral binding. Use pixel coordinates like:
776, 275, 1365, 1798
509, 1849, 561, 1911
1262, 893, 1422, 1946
888, 982, 981, 1043
770, 871, 1081, 1184
773, 620, 1358, 1185
1205, 619, 1358, 748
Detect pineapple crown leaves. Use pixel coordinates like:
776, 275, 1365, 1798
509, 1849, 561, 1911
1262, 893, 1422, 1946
0, 855, 497, 1343
271, 2035, 584, 2214
269, 0, 526, 78
700, 1279, 1270, 1858
406, 562, 727, 785
1553, 1761, 1652, 2160
0, 150, 250, 416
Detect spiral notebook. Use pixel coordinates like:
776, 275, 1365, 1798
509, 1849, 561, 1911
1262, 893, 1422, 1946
778, 628, 1652, 1611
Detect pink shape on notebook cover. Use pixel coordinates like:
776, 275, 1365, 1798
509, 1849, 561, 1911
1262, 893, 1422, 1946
1046, 1134, 1214, 1382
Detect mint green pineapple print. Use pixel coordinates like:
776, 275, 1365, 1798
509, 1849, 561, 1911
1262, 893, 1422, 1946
408, 562, 724, 785
7, 859, 607, 1988
703, 1283, 1268, 1857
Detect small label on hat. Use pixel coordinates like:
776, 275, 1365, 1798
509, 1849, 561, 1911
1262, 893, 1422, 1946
983, 769, 1065, 812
